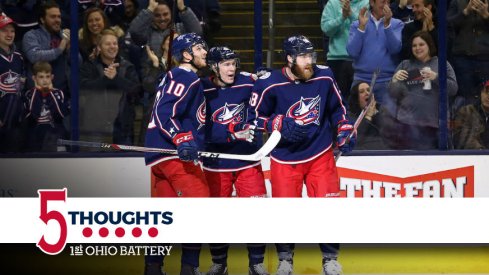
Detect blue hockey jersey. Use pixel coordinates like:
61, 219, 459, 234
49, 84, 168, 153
144, 67, 206, 166
252, 65, 349, 164
0, 49, 25, 129
25, 88, 69, 126
201, 72, 262, 171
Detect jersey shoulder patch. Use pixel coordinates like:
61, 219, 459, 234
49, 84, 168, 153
240, 71, 252, 77
316, 64, 329, 70
258, 71, 271, 79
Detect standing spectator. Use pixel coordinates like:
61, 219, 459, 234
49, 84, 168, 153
79, 7, 109, 61
143, 32, 209, 275
347, 0, 404, 125
138, 33, 179, 145
78, 7, 126, 62
202, 46, 268, 275
79, 29, 140, 145
321, 0, 369, 99
401, 0, 437, 60
128, 0, 202, 59
391, 0, 415, 23
78, 0, 125, 27
22, 1, 70, 96
388, 31, 458, 149
453, 79, 489, 149
25, 61, 69, 152
348, 81, 387, 149
0, 13, 25, 153
448, 0, 489, 105
252, 35, 354, 275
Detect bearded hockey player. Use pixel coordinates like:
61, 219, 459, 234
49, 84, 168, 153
251, 34, 356, 275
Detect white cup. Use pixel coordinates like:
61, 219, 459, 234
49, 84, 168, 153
421, 67, 432, 90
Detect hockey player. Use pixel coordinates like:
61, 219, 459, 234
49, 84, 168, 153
143, 32, 209, 275
0, 13, 25, 153
201, 46, 268, 275
251, 35, 356, 275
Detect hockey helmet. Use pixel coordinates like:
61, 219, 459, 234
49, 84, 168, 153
207, 46, 240, 68
171, 32, 207, 62
282, 35, 315, 60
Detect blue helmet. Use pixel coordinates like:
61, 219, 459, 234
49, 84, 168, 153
282, 35, 314, 59
171, 33, 207, 62
207, 46, 240, 66
207, 47, 240, 71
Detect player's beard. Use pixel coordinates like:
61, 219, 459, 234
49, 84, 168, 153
291, 63, 313, 81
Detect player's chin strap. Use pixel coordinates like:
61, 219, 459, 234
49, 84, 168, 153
181, 48, 200, 70
212, 64, 234, 87
182, 57, 199, 71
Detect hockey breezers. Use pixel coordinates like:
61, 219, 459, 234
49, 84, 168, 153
58, 130, 281, 162
335, 68, 380, 162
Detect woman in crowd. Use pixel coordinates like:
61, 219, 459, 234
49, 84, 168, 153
348, 81, 387, 150
78, 7, 125, 62
387, 31, 458, 149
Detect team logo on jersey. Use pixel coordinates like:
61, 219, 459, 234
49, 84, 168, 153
286, 95, 321, 125
196, 100, 206, 130
212, 102, 245, 125
0, 70, 20, 94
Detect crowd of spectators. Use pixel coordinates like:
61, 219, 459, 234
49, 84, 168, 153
0, 0, 488, 153
0, 0, 220, 153
320, 0, 489, 150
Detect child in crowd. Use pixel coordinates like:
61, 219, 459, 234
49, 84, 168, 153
25, 61, 69, 151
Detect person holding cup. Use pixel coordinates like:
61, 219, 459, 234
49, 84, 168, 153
387, 30, 458, 149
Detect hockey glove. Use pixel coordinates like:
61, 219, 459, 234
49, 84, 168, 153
172, 131, 199, 162
227, 122, 258, 143
266, 115, 308, 143
336, 121, 356, 154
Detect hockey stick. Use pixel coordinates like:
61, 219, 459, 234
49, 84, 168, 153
58, 130, 281, 162
335, 68, 380, 162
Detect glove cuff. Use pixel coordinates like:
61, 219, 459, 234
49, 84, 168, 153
338, 124, 353, 132
337, 119, 349, 128
172, 131, 194, 145
228, 121, 238, 134
266, 115, 283, 133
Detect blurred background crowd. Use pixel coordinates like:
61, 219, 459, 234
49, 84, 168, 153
0, 0, 488, 153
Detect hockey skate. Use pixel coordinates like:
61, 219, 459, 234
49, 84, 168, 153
322, 258, 343, 275
275, 260, 293, 275
249, 263, 270, 275
144, 263, 166, 275
206, 263, 228, 275
180, 264, 204, 275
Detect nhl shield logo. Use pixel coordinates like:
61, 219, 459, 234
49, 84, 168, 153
286, 95, 321, 125
212, 102, 245, 125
